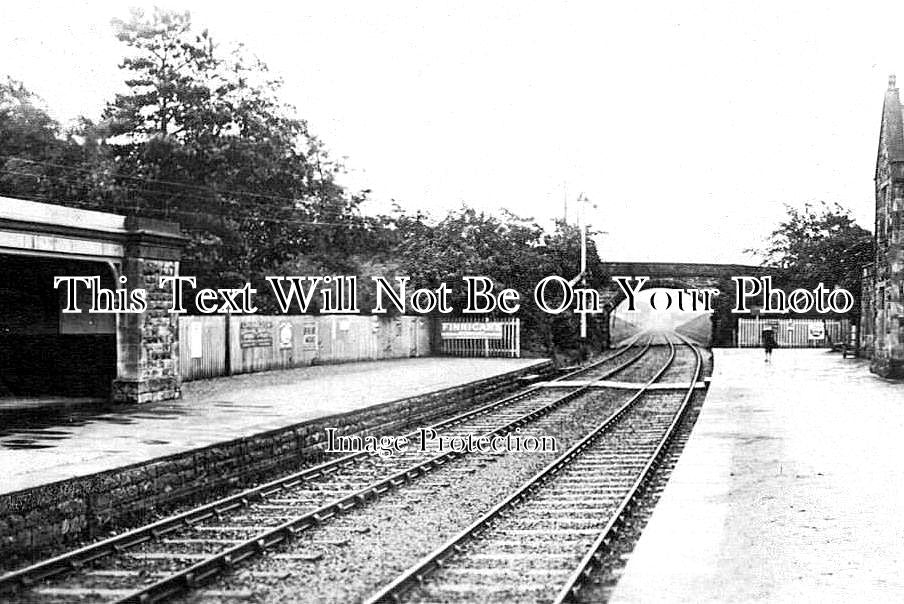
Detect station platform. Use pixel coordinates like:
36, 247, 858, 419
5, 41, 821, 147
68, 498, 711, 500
610, 349, 904, 603
0, 356, 547, 497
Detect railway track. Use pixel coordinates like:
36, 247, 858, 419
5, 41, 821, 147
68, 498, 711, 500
0, 335, 656, 603
363, 334, 702, 604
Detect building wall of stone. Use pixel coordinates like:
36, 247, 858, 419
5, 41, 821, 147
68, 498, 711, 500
112, 257, 181, 403
868, 80, 904, 378
0, 199, 186, 402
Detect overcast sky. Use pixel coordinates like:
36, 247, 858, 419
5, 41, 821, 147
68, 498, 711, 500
1, 1, 897, 264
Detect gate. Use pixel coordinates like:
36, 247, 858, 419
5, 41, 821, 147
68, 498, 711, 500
737, 317, 849, 348
438, 318, 520, 358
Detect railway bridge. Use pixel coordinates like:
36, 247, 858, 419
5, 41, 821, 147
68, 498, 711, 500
599, 261, 775, 346
0, 196, 184, 403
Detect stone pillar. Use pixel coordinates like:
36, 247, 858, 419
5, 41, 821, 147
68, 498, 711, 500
889, 187, 904, 375
860, 265, 875, 359
111, 217, 185, 403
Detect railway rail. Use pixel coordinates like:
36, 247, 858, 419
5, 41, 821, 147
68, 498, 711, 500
0, 334, 658, 603
363, 334, 702, 604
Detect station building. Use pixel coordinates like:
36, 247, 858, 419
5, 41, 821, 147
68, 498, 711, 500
861, 75, 904, 378
0, 197, 185, 403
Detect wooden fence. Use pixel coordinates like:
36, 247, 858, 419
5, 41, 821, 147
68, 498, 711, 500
736, 317, 850, 348
438, 317, 520, 358
179, 315, 431, 382
178, 315, 229, 380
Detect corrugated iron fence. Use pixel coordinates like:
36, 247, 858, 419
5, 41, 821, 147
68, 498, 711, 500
179, 315, 228, 380
736, 317, 850, 348
438, 317, 520, 358
179, 315, 431, 382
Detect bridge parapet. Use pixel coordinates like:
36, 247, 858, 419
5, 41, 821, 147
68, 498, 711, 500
600, 262, 773, 279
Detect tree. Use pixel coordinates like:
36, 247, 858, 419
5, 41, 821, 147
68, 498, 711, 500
390, 205, 607, 359
0, 79, 60, 162
0, 79, 73, 199
0, 78, 112, 205
101, 8, 367, 300
532, 220, 608, 358
2, 9, 377, 311
393, 206, 543, 308
752, 201, 873, 315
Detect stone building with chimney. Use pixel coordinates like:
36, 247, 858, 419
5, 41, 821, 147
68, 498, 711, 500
861, 75, 904, 378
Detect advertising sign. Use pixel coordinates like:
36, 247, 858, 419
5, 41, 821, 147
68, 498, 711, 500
189, 321, 203, 359
441, 322, 504, 340
278, 323, 293, 349
808, 323, 826, 340
302, 323, 318, 350
240, 321, 273, 348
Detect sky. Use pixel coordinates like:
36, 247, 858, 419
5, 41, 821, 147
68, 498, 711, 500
0, 1, 897, 264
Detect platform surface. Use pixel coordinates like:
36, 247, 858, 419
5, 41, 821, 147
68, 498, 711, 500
610, 349, 904, 603
0, 357, 546, 496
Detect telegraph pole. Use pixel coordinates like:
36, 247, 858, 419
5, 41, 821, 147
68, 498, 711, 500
578, 193, 588, 339
563, 181, 569, 223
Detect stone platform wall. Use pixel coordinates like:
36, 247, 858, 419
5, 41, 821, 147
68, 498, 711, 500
0, 361, 553, 561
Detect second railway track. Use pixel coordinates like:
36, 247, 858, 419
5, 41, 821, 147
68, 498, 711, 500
363, 334, 703, 604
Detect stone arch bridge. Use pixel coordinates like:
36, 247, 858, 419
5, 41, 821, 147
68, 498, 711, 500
598, 261, 775, 346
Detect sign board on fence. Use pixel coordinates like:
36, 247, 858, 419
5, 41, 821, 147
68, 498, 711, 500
240, 321, 273, 348
189, 321, 203, 359
302, 324, 318, 350
278, 323, 293, 349
441, 322, 504, 340
808, 323, 826, 340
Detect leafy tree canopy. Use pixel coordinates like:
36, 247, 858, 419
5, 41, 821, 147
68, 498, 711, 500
389, 205, 607, 356
751, 201, 873, 314
101, 8, 366, 286
0, 9, 610, 357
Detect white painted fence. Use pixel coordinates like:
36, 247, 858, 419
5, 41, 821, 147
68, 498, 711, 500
438, 317, 520, 358
736, 317, 849, 348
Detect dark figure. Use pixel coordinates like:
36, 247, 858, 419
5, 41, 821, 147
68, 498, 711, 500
762, 329, 777, 362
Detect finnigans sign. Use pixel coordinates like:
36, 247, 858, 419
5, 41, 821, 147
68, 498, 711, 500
441, 322, 504, 340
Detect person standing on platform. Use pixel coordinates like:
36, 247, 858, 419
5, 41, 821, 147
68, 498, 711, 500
762, 327, 777, 362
